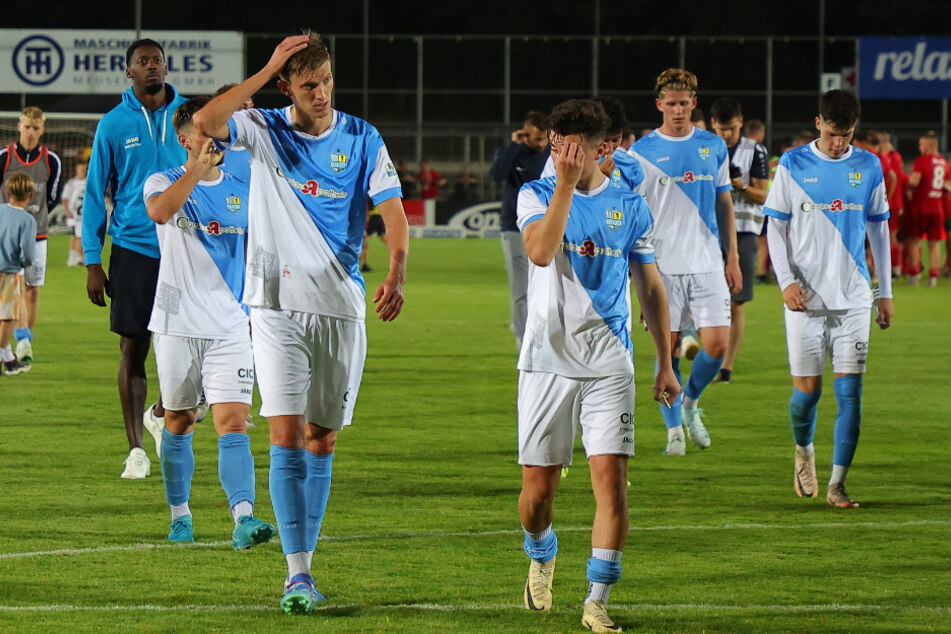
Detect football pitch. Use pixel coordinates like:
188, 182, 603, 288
1, 236, 949, 633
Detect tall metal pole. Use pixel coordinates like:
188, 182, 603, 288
818, 0, 825, 88
942, 99, 949, 155
592, 0, 600, 96
766, 38, 774, 153
416, 37, 424, 164
678, 37, 686, 69
362, 0, 369, 119
503, 36, 511, 124
135, 0, 142, 38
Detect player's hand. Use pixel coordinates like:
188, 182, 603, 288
599, 153, 616, 177
373, 274, 405, 322
725, 257, 743, 295
264, 35, 310, 77
638, 311, 649, 332
511, 128, 528, 144
782, 283, 809, 312
554, 142, 584, 188
86, 263, 108, 307
875, 297, 894, 329
186, 139, 221, 172
654, 366, 682, 407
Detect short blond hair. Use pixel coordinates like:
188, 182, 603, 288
20, 106, 45, 123
279, 31, 331, 81
5, 172, 35, 202
655, 68, 698, 97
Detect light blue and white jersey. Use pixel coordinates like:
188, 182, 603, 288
540, 152, 644, 192
143, 167, 249, 339
220, 146, 252, 185
629, 127, 731, 275
516, 176, 655, 378
764, 141, 889, 310
219, 107, 401, 321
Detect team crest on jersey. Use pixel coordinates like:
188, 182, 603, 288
605, 207, 624, 230
848, 171, 862, 187
330, 152, 349, 173
698, 147, 711, 161
225, 195, 241, 213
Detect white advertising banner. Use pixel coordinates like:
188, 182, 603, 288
0, 29, 244, 94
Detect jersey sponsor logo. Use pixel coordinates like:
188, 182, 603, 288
659, 171, 714, 186
124, 136, 141, 149
800, 199, 864, 213
275, 167, 349, 199
848, 171, 862, 187
698, 147, 711, 160
656, 156, 671, 162
562, 239, 622, 258
225, 195, 241, 213
175, 216, 246, 235
605, 207, 624, 230
330, 151, 349, 172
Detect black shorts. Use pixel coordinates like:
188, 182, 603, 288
108, 244, 159, 338
731, 232, 758, 304
366, 214, 386, 237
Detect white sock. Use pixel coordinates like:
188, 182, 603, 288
829, 465, 848, 485
796, 443, 815, 457
286, 551, 311, 579
231, 500, 253, 524
170, 502, 190, 521
683, 396, 699, 410
1, 345, 13, 362
586, 548, 622, 604
667, 426, 685, 441
305, 550, 314, 570
524, 524, 552, 541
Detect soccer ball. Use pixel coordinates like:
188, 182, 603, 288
681, 334, 701, 361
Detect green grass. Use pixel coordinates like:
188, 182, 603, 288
0, 236, 949, 633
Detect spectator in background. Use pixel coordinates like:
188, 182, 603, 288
795, 129, 814, 147
453, 167, 478, 202
0, 173, 37, 376
62, 160, 88, 267
744, 118, 766, 145
490, 110, 550, 350
397, 160, 417, 198
417, 159, 446, 200
0, 106, 63, 367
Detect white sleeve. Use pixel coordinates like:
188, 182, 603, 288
540, 155, 556, 179
867, 219, 893, 299
766, 217, 796, 291
142, 172, 172, 205
865, 180, 889, 221
516, 187, 546, 231
367, 145, 402, 203
764, 164, 793, 219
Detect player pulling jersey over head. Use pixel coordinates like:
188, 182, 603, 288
144, 96, 274, 551
764, 89, 894, 509
516, 98, 679, 633
194, 32, 410, 615
629, 68, 743, 455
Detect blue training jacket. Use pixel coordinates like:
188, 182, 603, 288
82, 85, 188, 264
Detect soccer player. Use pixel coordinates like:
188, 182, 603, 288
710, 97, 770, 383
144, 96, 275, 547
83, 38, 188, 479
629, 69, 742, 455
764, 89, 894, 508
61, 160, 88, 266
905, 131, 949, 287
194, 32, 409, 614
0, 106, 63, 366
517, 99, 679, 633
0, 173, 38, 376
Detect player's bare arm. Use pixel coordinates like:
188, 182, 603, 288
373, 196, 409, 322
716, 190, 743, 294
630, 260, 682, 404
147, 140, 220, 224
193, 35, 310, 140
522, 142, 584, 266
737, 176, 769, 205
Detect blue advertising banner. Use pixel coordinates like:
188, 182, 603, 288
859, 37, 951, 99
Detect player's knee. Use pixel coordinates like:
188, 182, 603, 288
165, 410, 196, 435
704, 341, 728, 358
305, 424, 337, 453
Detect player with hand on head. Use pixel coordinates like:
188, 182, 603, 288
194, 32, 409, 614
629, 69, 742, 456
517, 99, 679, 633
764, 89, 893, 508
144, 96, 274, 548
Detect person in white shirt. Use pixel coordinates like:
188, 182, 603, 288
61, 161, 87, 266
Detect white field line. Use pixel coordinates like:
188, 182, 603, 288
0, 602, 948, 614
1, 519, 949, 561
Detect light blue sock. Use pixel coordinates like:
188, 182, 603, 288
657, 358, 684, 429
789, 388, 821, 447
218, 433, 254, 509
523, 525, 558, 563
304, 451, 334, 551
269, 446, 308, 555
160, 429, 194, 506
586, 554, 622, 584
684, 349, 724, 401
833, 376, 862, 467
14, 327, 31, 343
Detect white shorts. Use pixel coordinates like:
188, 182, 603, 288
784, 307, 871, 376
73, 215, 83, 238
250, 308, 367, 429
23, 240, 47, 287
660, 271, 731, 331
153, 333, 255, 411
518, 371, 635, 466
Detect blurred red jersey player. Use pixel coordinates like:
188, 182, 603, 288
905, 131, 950, 286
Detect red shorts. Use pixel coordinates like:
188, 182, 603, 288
887, 208, 901, 233
907, 209, 947, 241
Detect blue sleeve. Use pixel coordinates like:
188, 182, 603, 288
21, 216, 37, 267
81, 120, 114, 265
